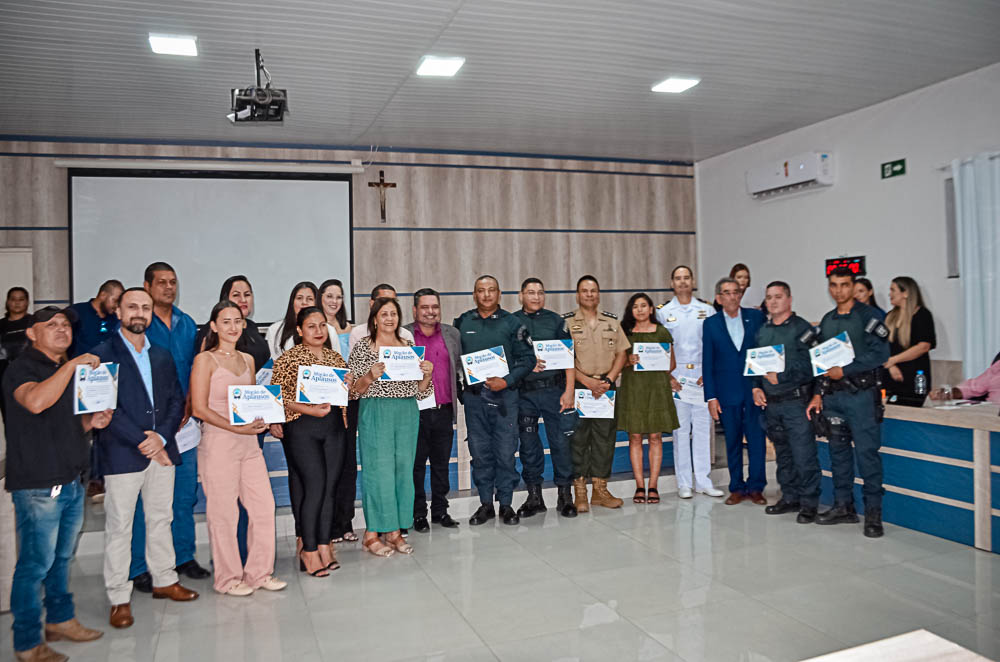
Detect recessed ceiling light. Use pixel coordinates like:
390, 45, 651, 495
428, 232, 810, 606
416, 56, 465, 77
651, 77, 700, 93
148, 33, 198, 57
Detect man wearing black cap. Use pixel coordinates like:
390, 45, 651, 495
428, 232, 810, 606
2, 306, 112, 662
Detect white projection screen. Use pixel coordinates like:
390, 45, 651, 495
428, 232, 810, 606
70, 171, 353, 325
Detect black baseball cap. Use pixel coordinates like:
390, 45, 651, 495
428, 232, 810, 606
29, 305, 78, 325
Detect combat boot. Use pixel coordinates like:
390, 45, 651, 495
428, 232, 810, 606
573, 477, 590, 513
590, 477, 623, 509
516, 484, 547, 518
864, 507, 884, 538
556, 485, 578, 517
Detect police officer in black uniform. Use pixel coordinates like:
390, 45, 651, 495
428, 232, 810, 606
751, 281, 822, 523
512, 278, 578, 518
807, 267, 890, 538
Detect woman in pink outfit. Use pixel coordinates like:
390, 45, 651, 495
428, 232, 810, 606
190, 301, 286, 596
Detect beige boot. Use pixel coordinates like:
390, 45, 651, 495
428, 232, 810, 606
15, 643, 68, 662
44, 617, 103, 642
573, 477, 590, 513
591, 478, 623, 509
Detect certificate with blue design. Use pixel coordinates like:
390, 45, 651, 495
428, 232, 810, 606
744, 345, 785, 376
533, 339, 574, 370
673, 375, 706, 406
633, 342, 672, 371
575, 389, 615, 418
378, 346, 426, 381
296, 365, 349, 406
255, 358, 274, 386
810, 332, 855, 376
74, 362, 118, 414
337, 333, 351, 361
461, 346, 509, 385
228, 384, 285, 425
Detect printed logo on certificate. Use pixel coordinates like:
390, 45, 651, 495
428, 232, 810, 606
673, 375, 706, 406
810, 332, 855, 376
744, 345, 785, 376
296, 364, 349, 406
74, 362, 119, 414
462, 346, 510, 385
574, 389, 616, 418
378, 346, 426, 381
533, 339, 574, 370
633, 342, 671, 371
228, 384, 286, 425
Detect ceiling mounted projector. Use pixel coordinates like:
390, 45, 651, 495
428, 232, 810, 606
228, 49, 289, 124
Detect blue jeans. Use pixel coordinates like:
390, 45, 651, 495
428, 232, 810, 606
464, 388, 520, 506
130, 447, 198, 577
517, 386, 577, 487
719, 397, 767, 494
11, 479, 84, 652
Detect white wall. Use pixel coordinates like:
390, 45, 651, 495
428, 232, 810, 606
696, 62, 1000, 363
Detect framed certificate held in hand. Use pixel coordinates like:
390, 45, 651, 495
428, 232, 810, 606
228, 385, 285, 425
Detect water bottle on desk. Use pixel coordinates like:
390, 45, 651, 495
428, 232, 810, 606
915, 370, 927, 396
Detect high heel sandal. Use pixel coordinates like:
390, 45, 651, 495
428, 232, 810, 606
646, 487, 660, 504
633, 487, 647, 503
298, 552, 329, 577
362, 537, 394, 558
386, 534, 414, 555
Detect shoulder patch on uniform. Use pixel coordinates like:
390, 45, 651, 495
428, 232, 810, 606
601, 310, 618, 319
865, 318, 889, 340
561, 311, 574, 319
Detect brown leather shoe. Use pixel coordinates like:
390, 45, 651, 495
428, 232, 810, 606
152, 582, 199, 601
109, 603, 134, 629
14, 643, 68, 662
44, 617, 103, 642
724, 492, 744, 505
748, 492, 767, 505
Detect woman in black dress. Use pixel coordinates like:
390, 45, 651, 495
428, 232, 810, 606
0, 286, 31, 421
884, 277, 936, 407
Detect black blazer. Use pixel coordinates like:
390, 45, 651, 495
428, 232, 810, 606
93, 333, 185, 475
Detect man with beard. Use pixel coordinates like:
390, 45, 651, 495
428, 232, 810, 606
93, 287, 198, 629
69, 279, 124, 356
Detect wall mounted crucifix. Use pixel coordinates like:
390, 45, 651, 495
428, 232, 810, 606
367, 170, 396, 223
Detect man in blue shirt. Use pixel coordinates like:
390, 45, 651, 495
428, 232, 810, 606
129, 262, 209, 591
69, 279, 124, 357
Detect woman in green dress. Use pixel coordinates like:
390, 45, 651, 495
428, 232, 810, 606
618, 293, 679, 504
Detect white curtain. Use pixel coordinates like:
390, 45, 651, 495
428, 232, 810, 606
952, 153, 1000, 378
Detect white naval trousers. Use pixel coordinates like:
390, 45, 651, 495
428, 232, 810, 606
673, 399, 714, 491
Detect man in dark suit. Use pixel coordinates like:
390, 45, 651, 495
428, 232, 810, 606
93, 288, 198, 630
702, 277, 767, 505
404, 288, 464, 532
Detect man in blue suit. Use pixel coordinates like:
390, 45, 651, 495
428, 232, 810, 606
702, 277, 767, 505
94, 288, 198, 630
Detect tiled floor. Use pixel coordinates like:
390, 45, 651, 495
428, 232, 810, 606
3, 486, 999, 662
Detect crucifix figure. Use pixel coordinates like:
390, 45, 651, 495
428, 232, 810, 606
367, 170, 396, 223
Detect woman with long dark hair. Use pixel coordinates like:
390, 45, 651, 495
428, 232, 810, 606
265, 282, 318, 359
853, 278, 886, 320
190, 301, 285, 596
195, 275, 270, 371
271, 306, 351, 576
617, 292, 679, 504
348, 297, 433, 557
0, 286, 31, 420
884, 276, 936, 406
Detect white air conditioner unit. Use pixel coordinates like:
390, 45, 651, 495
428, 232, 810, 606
746, 151, 834, 199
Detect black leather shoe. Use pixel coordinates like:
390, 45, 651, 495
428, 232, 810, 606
816, 503, 860, 525
400, 528, 409, 537
176, 560, 211, 580
796, 506, 818, 524
469, 504, 496, 526
864, 508, 884, 538
413, 517, 430, 533
432, 514, 460, 528
130, 571, 153, 593
499, 505, 520, 526
516, 484, 547, 518
765, 499, 800, 515
556, 485, 578, 518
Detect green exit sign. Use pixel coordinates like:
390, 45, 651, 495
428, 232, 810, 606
881, 159, 906, 179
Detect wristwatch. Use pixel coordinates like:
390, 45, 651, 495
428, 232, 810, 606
601, 377, 613, 386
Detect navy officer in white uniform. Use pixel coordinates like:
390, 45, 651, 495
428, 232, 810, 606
656, 266, 724, 499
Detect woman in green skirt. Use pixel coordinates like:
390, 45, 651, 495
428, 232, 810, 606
617, 293, 679, 504
348, 297, 434, 557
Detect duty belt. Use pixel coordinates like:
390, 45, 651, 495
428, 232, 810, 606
521, 377, 564, 392
766, 385, 811, 403
828, 369, 881, 393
